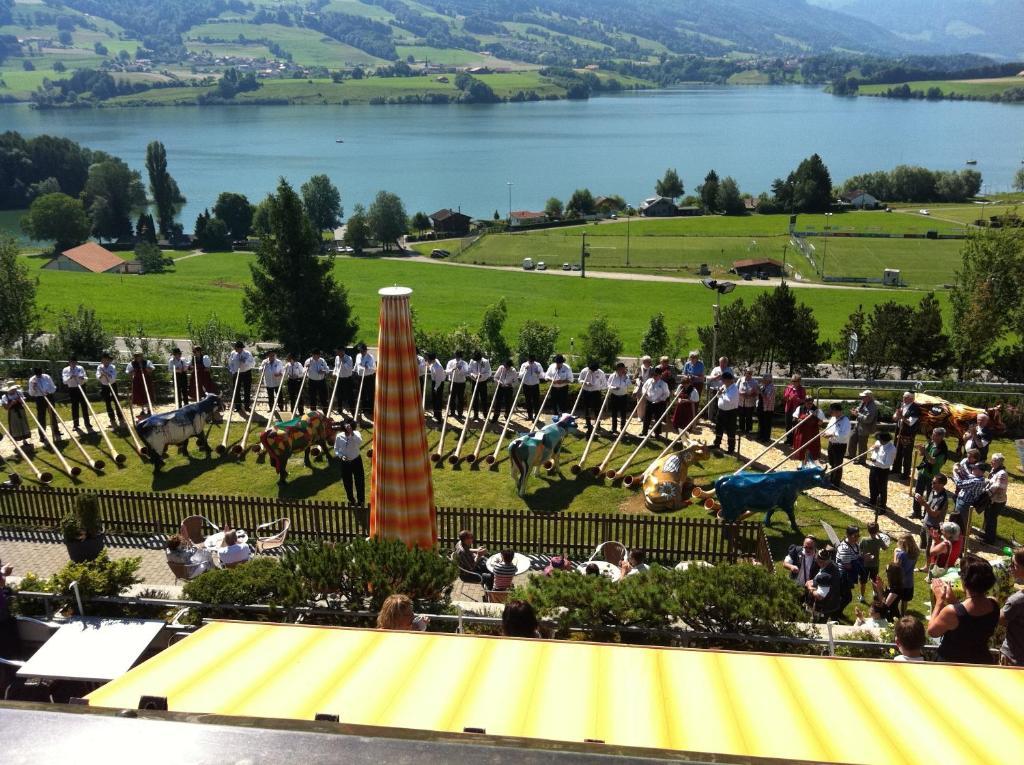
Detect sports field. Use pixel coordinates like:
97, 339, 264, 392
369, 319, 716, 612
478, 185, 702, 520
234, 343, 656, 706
801, 236, 963, 288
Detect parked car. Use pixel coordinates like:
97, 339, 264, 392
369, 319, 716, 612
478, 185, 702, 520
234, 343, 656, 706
919, 209, 930, 215
536, 261, 547, 271
430, 248, 450, 259
522, 257, 535, 270
570, 264, 581, 271
561, 262, 571, 271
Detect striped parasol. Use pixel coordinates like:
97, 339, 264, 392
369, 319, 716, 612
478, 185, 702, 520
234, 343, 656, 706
369, 286, 437, 548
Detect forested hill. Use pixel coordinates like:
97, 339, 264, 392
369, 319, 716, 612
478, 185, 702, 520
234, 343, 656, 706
45, 0, 919, 63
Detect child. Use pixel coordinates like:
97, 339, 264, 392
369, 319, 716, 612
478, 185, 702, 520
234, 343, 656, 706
893, 616, 926, 662
853, 601, 889, 629
858, 522, 888, 602
491, 549, 518, 592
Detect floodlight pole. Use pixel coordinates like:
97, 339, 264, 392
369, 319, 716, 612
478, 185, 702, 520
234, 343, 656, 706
711, 302, 720, 366
580, 232, 589, 278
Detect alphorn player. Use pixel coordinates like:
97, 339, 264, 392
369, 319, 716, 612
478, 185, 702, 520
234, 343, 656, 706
96, 351, 125, 428
445, 350, 469, 421
27, 368, 60, 445
355, 343, 376, 418
518, 354, 543, 423
426, 352, 446, 423
304, 350, 330, 412
284, 352, 304, 415
167, 347, 189, 405
228, 340, 255, 416
579, 360, 606, 433
188, 345, 218, 400
607, 362, 631, 436
492, 357, 518, 423
62, 356, 93, 433
1, 380, 32, 451
333, 346, 354, 416
468, 351, 492, 421
126, 350, 155, 418
545, 354, 573, 417
261, 349, 284, 413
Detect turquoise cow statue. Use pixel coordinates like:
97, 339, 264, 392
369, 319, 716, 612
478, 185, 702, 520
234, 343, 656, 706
508, 414, 577, 497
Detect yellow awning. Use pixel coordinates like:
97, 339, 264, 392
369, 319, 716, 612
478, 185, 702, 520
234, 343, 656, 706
87, 621, 1023, 763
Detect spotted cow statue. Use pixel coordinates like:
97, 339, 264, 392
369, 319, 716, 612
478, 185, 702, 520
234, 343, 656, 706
508, 414, 577, 497
710, 466, 830, 530
259, 411, 335, 485
642, 441, 711, 512
136, 394, 221, 471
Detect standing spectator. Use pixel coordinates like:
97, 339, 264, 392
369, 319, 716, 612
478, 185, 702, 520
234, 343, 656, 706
1, 382, 31, 452
999, 548, 1024, 666
783, 536, 819, 585
0, 556, 19, 658
859, 521, 888, 603
454, 529, 493, 588
791, 396, 825, 464
950, 461, 987, 534
491, 549, 519, 592
892, 392, 921, 479
893, 534, 920, 616
737, 369, 760, 435
911, 428, 948, 519
655, 356, 676, 389
805, 547, 842, 620
501, 600, 541, 638
333, 420, 365, 507
682, 351, 705, 394
964, 412, 993, 461
757, 373, 775, 444
711, 371, 739, 454
893, 616, 927, 662
916, 474, 949, 558
871, 563, 904, 620
983, 453, 1008, 545
848, 390, 878, 463
822, 403, 852, 487
835, 525, 864, 615
951, 448, 981, 484
781, 374, 805, 445
705, 356, 732, 423
633, 355, 654, 422
866, 432, 896, 516
928, 556, 999, 664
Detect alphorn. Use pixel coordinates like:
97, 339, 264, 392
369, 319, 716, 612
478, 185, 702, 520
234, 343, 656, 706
568, 370, 591, 417
1, 455, 22, 486
291, 366, 309, 418
595, 397, 642, 478
486, 375, 525, 465
22, 401, 79, 478
733, 416, 806, 474
106, 383, 146, 459
449, 375, 482, 465
0, 419, 52, 484
611, 388, 684, 481
421, 366, 429, 411
353, 368, 367, 424
234, 373, 266, 457
571, 385, 613, 475
822, 448, 871, 478
619, 391, 717, 486
137, 363, 155, 415
431, 377, 456, 464
325, 370, 343, 421
80, 386, 126, 465
466, 381, 501, 464
43, 397, 104, 471
528, 379, 556, 431
253, 371, 287, 455
171, 365, 180, 410
216, 371, 242, 455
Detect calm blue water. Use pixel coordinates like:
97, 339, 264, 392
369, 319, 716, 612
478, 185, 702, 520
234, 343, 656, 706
2, 86, 1021, 224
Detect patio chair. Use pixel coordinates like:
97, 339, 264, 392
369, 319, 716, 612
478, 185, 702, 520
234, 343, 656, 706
450, 551, 484, 602
588, 541, 628, 566
484, 587, 510, 604
254, 517, 291, 554
179, 515, 219, 546
165, 554, 209, 584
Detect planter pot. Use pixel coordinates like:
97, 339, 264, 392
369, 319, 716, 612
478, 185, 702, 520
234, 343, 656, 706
65, 535, 105, 563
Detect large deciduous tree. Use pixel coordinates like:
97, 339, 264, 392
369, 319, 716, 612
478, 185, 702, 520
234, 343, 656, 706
580, 315, 623, 368
300, 174, 343, 232
367, 190, 407, 251
21, 192, 90, 251
243, 178, 357, 355
0, 234, 39, 352
565, 188, 595, 218
145, 140, 184, 238
213, 192, 254, 240
770, 153, 833, 213
516, 320, 559, 365
655, 167, 683, 199
698, 170, 720, 213
82, 157, 144, 241
343, 203, 369, 254
716, 176, 745, 215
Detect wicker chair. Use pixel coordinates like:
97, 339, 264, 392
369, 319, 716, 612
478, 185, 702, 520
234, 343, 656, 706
588, 541, 628, 566
254, 518, 291, 554
179, 515, 219, 546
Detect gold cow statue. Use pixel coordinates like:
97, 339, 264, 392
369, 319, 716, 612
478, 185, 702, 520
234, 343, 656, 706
641, 441, 710, 512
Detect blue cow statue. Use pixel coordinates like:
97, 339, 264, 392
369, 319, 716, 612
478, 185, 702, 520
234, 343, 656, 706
136, 394, 222, 471
711, 466, 829, 530
508, 414, 577, 497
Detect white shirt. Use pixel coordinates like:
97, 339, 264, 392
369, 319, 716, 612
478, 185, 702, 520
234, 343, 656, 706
867, 441, 897, 470
677, 385, 700, 403
519, 361, 543, 386
642, 377, 670, 404
792, 406, 825, 422
333, 430, 363, 461
304, 357, 330, 380
355, 352, 376, 377
546, 363, 573, 386
218, 542, 251, 566
494, 364, 518, 387
416, 354, 427, 375
608, 372, 631, 396
428, 360, 447, 388
191, 354, 212, 370
445, 358, 469, 383
62, 364, 87, 388
334, 353, 354, 378
707, 365, 734, 391
580, 369, 607, 391
284, 361, 303, 381
28, 375, 56, 397
468, 358, 492, 382
167, 355, 188, 373
717, 382, 740, 411
96, 363, 117, 385
125, 360, 154, 376
262, 359, 284, 387
893, 655, 925, 663
1, 390, 26, 408
228, 349, 255, 374
824, 415, 852, 445
896, 401, 919, 427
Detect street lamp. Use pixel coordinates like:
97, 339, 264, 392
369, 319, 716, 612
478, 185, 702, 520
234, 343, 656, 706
822, 211, 833, 280
700, 279, 736, 364
580, 232, 590, 278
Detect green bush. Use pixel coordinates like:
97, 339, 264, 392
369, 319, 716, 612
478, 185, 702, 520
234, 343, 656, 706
60, 493, 102, 543
182, 557, 307, 623
13, 552, 141, 615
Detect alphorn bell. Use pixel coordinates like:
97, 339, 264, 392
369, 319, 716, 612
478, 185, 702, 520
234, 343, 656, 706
466, 380, 501, 464
80, 384, 126, 465
431, 377, 456, 464
1, 455, 23, 486
0, 419, 52, 484
216, 371, 242, 455
43, 397, 104, 471
487, 374, 525, 466
449, 375, 481, 465
21, 401, 79, 478
106, 383, 146, 459
595, 397, 642, 478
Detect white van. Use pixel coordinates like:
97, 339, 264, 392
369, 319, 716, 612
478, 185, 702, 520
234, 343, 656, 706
522, 258, 535, 270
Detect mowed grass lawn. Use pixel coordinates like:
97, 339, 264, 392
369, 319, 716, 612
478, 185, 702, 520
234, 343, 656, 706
890, 202, 1023, 226
185, 21, 386, 67
25, 251, 951, 350
859, 78, 1023, 98
806, 237, 964, 288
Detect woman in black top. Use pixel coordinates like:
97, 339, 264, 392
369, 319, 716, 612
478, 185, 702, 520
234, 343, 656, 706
873, 563, 903, 621
927, 556, 999, 664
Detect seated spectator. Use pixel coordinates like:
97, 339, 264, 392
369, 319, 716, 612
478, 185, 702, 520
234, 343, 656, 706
492, 549, 518, 591
542, 555, 572, 576
782, 536, 818, 585
805, 547, 842, 620
501, 599, 541, 639
620, 549, 650, 577
454, 529, 492, 588
871, 562, 903, 620
218, 530, 251, 567
853, 601, 889, 629
165, 534, 212, 576
894, 616, 926, 662
928, 555, 999, 664
927, 522, 963, 576
999, 548, 1024, 666
584, 563, 601, 577
376, 594, 428, 631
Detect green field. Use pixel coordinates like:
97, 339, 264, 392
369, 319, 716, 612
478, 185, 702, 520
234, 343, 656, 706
395, 45, 504, 67
185, 21, 386, 67
22, 251, 951, 350
890, 202, 1023, 226
859, 77, 1024, 99
804, 237, 964, 288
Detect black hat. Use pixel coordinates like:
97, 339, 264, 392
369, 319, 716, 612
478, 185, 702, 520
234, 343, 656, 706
554, 354, 565, 364
233, 341, 244, 349
721, 370, 735, 380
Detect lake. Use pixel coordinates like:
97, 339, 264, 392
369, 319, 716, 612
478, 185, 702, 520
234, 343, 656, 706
2, 86, 1022, 225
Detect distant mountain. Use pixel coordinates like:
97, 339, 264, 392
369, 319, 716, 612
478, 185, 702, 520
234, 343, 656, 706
808, 0, 1024, 59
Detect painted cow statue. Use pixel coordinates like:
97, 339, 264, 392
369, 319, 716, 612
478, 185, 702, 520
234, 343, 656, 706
508, 414, 577, 497
136, 394, 221, 471
711, 466, 829, 530
642, 441, 710, 512
259, 411, 335, 484
914, 393, 1004, 441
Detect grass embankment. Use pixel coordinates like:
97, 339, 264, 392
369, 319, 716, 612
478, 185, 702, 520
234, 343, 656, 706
185, 21, 387, 67
24, 251, 951, 347
858, 77, 1023, 99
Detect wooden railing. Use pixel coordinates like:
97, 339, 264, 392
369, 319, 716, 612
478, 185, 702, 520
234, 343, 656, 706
0, 486, 773, 568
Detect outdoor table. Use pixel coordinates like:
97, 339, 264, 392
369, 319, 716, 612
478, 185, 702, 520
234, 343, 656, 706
17, 617, 166, 683
485, 552, 531, 575
203, 529, 249, 550
577, 561, 621, 581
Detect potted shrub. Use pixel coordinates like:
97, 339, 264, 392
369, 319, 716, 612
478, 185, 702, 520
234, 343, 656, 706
62, 494, 105, 563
